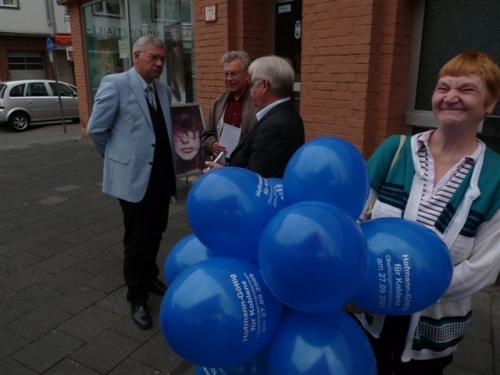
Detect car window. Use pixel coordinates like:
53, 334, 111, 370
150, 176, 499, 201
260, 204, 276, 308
0, 83, 6, 98
9, 84, 25, 98
26, 82, 49, 97
48, 82, 76, 97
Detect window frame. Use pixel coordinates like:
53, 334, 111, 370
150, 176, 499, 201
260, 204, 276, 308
404, 0, 491, 132
0, 0, 19, 9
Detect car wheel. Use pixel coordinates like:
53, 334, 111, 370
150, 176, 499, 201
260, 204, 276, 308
8, 112, 30, 132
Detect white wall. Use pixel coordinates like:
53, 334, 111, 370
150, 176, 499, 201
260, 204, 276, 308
0, 0, 68, 35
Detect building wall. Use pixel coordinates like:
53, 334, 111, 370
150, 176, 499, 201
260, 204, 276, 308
300, 0, 413, 157
61, 0, 92, 137
61, 0, 414, 155
0, 37, 54, 81
193, 0, 272, 123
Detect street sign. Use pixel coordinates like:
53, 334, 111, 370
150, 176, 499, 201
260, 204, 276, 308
55, 33, 72, 46
46, 38, 54, 53
46, 38, 55, 63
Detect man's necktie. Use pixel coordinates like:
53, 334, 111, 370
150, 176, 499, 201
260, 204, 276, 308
145, 85, 156, 111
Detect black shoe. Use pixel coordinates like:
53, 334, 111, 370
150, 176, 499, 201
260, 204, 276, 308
148, 278, 167, 296
131, 303, 152, 329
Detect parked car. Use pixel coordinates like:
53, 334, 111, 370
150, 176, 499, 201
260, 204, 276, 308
0, 79, 79, 132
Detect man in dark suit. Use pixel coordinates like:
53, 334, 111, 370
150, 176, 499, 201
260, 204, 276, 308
87, 35, 177, 330
206, 55, 304, 178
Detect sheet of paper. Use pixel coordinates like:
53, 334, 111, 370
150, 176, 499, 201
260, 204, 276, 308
220, 123, 241, 158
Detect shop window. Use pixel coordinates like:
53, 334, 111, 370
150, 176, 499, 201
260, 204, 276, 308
406, 0, 500, 132
83, 0, 194, 105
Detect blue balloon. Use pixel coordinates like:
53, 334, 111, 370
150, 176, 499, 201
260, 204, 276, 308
266, 177, 285, 203
187, 167, 285, 262
283, 136, 370, 219
267, 310, 377, 375
164, 234, 217, 285
259, 201, 367, 313
195, 348, 267, 375
160, 257, 282, 368
351, 217, 453, 315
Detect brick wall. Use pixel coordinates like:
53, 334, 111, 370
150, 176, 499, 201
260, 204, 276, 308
193, 0, 272, 120
301, 0, 413, 157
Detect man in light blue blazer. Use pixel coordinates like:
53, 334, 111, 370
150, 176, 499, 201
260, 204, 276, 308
88, 35, 177, 330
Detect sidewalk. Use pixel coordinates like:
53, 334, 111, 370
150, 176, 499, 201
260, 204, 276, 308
0, 128, 498, 374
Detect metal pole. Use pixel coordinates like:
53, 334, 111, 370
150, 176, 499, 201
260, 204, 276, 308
48, 0, 67, 133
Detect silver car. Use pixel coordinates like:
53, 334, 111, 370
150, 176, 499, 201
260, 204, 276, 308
0, 79, 79, 132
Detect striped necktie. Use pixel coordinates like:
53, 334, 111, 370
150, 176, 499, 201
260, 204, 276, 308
145, 85, 156, 111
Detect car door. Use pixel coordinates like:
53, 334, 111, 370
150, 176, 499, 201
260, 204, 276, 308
24, 82, 55, 121
48, 82, 79, 119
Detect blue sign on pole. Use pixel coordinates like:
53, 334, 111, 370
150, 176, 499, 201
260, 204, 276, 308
46, 38, 54, 53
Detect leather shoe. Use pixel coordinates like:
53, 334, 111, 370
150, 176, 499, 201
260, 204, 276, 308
148, 278, 167, 295
131, 303, 152, 329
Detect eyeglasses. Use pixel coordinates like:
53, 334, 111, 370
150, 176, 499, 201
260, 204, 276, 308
222, 71, 244, 79
140, 52, 166, 63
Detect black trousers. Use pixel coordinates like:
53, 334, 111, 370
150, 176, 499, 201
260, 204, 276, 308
118, 182, 171, 304
369, 315, 453, 375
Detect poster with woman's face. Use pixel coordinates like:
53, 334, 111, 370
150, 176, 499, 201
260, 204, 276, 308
171, 104, 206, 175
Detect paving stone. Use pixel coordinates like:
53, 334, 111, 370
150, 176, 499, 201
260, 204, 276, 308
0, 329, 28, 359
0, 266, 53, 292
0, 358, 37, 375
131, 333, 186, 373
48, 285, 104, 316
83, 266, 125, 294
63, 239, 113, 259
12, 330, 83, 373
54, 185, 81, 192
33, 252, 81, 274
452, 335, 493, 374
43, 266, 95, 293
70, 330, 141, 373
5, 304, 71, 341
3, 284, 60, 314
77, 252, 122, 276
108, 358, 164, 375
0, 303, 21, 327
28, 240, 74, 258
43, 358, 100, 375
0, 283, 15, 300
37, 196, 69, 206
59, 305, 122, 342
95, 287, 129, 315
0, 252, 43, 277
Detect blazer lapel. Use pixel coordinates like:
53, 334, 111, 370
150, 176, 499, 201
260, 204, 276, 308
127, 69, 153, 129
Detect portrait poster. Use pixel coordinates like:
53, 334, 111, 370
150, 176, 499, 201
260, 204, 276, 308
171, 104, 207, 176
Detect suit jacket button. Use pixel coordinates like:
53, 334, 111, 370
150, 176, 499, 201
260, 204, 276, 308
151, 144, 155, 147
149, 162, 153, 165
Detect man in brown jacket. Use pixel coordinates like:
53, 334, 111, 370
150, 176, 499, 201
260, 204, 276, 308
201, 51, 258, 160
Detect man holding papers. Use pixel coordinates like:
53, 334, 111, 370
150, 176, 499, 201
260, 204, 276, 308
202, 51, 258, 159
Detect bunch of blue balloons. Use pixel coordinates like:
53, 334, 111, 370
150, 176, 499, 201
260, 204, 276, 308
160, 136, 454, 374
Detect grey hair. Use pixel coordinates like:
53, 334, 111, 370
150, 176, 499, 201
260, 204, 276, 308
133, 35, 165, 53
220, 51, 251, 70
248, 55, 295, 97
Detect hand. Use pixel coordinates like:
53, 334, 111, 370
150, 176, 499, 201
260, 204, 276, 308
204, 161, 224, 173
211, 142, 227, 156
342, 303, 366, 315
